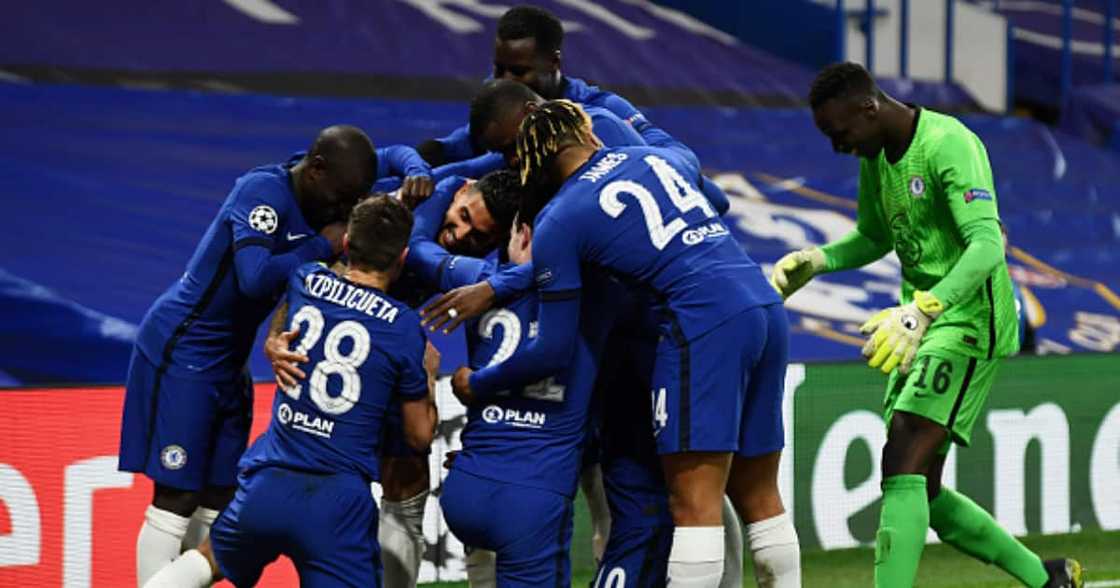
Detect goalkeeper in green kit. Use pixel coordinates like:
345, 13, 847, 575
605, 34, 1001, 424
770, 62, 1082, 588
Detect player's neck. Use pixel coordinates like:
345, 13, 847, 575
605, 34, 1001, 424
288, 161, 311, 215
342, 266, 391, 292
552, 145, 597, 184
881, 98, 918, 164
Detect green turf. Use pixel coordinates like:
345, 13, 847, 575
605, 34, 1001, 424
425, 529, 1120, 587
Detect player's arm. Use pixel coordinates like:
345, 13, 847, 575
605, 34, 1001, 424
600, 92, 701, 170
377, 145, 435, 207
861, 133, 1004, 374
925, 132, 1005, 309
589, 108, 646, 148
770, 160, 891, 298
399, 336, 440, 452
417, 124, 480, 167
431, 153, 506, 182
459, 217, 581, 400
264, 261, 346, 387
230, 186, 342, 299
405, 177, 470, 286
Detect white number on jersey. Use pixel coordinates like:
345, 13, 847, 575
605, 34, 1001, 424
651, 387, 669, 434
477, 308, 565, 402
594, 566, 627, 588
478, 309, 522, 367
598, 154, 716, 250
284, 304, 372, 415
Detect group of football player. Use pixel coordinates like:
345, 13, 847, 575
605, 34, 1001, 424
121, 4, 1083, 588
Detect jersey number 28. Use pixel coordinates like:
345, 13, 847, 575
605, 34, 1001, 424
599, 154, 715, 250
283, 304, 371, 415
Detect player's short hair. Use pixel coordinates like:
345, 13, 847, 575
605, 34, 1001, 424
476, 169, 523, 232
497, 5, 564, 55
809, 62, 878, 109
515, 99, 601, 187
347, 194, 413, 272
469, 80, 540, 150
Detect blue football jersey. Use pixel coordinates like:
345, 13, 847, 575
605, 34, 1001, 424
135, 160, 331, 381
239, 263, 429, 481
453, 263, 618, 498
532, 146, 780, 343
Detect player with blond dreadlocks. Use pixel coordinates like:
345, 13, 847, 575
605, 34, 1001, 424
450, 100, 801, 588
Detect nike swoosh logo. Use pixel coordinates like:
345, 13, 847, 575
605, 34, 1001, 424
286, 232, 308, 241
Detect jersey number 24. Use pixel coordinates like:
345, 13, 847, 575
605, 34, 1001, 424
599, 155, 716, 250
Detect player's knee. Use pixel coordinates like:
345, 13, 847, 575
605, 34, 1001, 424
381, 456, 431, 501
882, 412, 947, 477
199, 485, 236, 511
153, 484, 201, 517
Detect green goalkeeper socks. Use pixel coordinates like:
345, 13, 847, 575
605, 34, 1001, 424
875, 474, 929, 588
930, 487, 1049, 587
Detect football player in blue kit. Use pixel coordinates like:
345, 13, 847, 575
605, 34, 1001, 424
417, 5, 699, 173
118, 125, 377, 586
264, 171, 524, 588
434, 201, 622, 588
143, 195, 439, 587
449, 101, 801, 587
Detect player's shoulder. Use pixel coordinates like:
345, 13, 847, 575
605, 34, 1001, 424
918, 108, 981, 153
434, 174, 469, 197
231, 161, 293, 207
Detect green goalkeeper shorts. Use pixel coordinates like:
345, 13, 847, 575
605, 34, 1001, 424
883, 346, 1001, 447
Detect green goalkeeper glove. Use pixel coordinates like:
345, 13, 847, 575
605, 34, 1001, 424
769, 248, 826, 299
860, 291, 944, 375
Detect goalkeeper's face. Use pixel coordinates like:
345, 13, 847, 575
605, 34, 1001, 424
812, 96, 883, 159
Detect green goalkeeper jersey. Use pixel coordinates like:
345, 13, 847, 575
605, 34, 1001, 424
854, 108, 1019, 360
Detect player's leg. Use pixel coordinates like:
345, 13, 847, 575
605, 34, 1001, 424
291, 471, 382, 588
379, 398, 431, 588
875, 409, 945, 587
655, 311, 768, 587
921, 358, 1057, 587
441, 468, 574, 588
120, 349, 228, 586
141, 536, 222, 588
182, 372, 253, 551
596, 454, 674, 588
718, 496, 743, 588
465, 547, 497, 588
726, 302, 800, 588
580, 462, 612, 566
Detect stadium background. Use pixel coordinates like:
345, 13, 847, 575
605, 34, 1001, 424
0, 1, 1117, 586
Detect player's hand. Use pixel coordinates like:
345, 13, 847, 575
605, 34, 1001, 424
400, 175, 435, 209
443, 450, 459, 469
859, 291, 944, 375
264, 327, 308, 389
319, 222, 347, 256
769, 247, 826, 299
421, 281, 496, 334
451, 366, 475, 406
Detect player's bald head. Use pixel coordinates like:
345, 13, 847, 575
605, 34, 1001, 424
307, 125, 378, 195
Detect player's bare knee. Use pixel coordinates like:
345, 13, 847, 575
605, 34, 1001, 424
381, 456, 431, 501
153, 484, 201, 517
882, 412, 948, 477
199, 485, 236, 511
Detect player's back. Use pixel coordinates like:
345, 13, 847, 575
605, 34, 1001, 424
537, 145, 780, 342
241, 263, 429, 481
454, 265, 617, 498
136, 159, 324, 380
